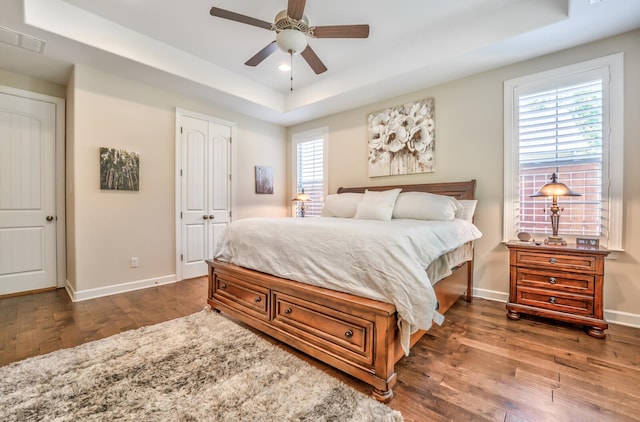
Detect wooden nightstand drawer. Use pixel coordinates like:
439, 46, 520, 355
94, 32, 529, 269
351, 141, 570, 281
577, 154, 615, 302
515, 268, 595, 295
515, 250, 598, 274
517, 287, 594, 316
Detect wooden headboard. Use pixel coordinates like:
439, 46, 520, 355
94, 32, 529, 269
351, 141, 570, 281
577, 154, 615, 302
337, 180, 476, 200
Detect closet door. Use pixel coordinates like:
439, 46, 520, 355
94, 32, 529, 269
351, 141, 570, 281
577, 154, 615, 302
0, 90, 58, 295
179, 114, 231, 280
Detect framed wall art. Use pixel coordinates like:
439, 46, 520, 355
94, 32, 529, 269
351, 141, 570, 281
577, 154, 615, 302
367, 98, 435, 177
255, 166, 274, 194
99, 147, 140, 191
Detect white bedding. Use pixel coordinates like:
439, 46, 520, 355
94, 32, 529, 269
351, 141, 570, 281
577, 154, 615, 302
214, 217, 482, 354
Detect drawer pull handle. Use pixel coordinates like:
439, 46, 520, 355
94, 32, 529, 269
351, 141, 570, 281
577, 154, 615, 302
549, 277, 556, 284
220, 283, 226, 289
345, 330, 353, 339
285, 308, 292, 314
549, 258, 557, 264
254, 297, 262, 303
549, 297, 556, 304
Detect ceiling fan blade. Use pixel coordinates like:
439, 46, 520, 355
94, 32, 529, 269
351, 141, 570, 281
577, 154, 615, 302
245, 41, 278, 67
301, 45, 327, 74
287, 0, 307, 21
312, 25, 370, 39
210, 7, 273, 30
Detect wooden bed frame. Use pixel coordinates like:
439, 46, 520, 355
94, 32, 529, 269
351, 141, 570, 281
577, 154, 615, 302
207, 180, 476, 402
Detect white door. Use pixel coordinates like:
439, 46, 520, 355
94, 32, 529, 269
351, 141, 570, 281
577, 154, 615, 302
0, 91, 57, 295
179, 114, 232, 279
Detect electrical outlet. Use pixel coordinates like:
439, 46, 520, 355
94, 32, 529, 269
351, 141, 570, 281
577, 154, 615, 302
130, 257, 139, 268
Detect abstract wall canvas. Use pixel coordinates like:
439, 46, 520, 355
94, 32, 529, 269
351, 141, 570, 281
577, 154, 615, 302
367, 98, 435, 177
255, 166, 273, 194
100, 147, 140, 191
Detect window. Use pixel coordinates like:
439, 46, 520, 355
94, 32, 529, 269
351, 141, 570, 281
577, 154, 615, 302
504, 54, 623, 250
292, 127, 328, 217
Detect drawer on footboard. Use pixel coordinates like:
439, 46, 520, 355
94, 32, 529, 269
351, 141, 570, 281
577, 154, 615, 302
272, 291, 375, 368
212, 273, 270, 321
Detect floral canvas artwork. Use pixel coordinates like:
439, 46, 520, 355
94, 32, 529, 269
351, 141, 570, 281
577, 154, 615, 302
367, 98, 435, 177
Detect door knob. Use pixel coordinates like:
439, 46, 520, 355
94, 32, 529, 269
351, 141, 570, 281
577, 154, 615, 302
202, 215, 209, 220
46, 216, 54, 222
209, 215, 215, 220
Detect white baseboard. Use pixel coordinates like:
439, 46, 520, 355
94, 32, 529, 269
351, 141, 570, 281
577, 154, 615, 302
604, 309, 640, 329
472, 287, 509, 303
471, 287, 640, 329
65, 274, 177, 302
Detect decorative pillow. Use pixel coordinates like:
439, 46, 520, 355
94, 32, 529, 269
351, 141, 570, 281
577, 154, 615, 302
320, 193, 363, 218
354, 188, 402, 221
455, 199, 478, 222
392, 191, 462, 221
354, 201, 395, 221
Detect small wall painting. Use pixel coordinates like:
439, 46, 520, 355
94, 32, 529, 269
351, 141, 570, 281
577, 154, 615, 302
367, 98, 435, 177
255, 166, 274, 194
100, 147, 140, 191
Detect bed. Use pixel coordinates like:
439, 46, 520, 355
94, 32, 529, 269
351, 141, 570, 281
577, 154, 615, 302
206, 180, 479, 402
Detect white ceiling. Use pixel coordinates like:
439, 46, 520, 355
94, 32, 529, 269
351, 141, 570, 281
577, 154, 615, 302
1, 0, 639, 125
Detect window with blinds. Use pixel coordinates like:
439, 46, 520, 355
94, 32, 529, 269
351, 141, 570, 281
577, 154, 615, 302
292, 128, 327, 217
503, 54, 624, 250
518, 79, 603, 237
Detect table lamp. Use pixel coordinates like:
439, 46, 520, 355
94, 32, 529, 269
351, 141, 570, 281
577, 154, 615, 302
292, 189, 311, 217
530, 172, 580, 245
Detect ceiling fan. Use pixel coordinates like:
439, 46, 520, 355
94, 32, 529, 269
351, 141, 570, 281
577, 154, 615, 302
210, 0, 370, 75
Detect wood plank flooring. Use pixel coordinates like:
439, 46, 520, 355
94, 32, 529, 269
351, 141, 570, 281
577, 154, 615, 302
1, 278, 639, 421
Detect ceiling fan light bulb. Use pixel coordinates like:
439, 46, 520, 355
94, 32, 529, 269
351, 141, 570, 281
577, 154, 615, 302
276, 29, 307, 55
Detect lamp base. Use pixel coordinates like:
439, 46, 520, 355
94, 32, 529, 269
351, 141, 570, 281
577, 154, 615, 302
544, 236, 567, 246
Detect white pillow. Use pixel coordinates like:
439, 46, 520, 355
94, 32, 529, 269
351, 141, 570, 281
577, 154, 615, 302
354, 201, 395, 221
354, 188, 402, 221
320, 193, 363, 218
456, 199, 478, 222
392, 191, 461, 221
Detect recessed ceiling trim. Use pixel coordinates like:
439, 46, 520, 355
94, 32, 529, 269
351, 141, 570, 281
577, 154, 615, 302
23, 0, 283, 111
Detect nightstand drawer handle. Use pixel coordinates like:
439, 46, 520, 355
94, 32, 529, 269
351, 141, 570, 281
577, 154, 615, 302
345, 330, 354, 339
549, 258, 557, 264
549, 277, 556, 284
254, 297, 262, 303
220, 283, 227, 289
549, 297, 556, 304
285, 308, 292, 314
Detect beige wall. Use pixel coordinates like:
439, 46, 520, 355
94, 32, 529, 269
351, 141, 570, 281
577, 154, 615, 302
287, 29, 640, 325
67, 64, 286, 293
0, 68, 66, 98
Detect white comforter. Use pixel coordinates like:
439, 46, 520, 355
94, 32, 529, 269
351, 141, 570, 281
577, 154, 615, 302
214, 217, 482, 354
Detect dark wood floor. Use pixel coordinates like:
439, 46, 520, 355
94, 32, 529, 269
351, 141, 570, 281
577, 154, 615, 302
1, 278, 639, 421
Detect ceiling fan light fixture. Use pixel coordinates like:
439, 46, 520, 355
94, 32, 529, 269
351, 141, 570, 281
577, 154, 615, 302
276, 29, 307, 55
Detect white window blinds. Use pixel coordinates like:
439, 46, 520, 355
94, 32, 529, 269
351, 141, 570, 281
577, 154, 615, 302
503, 53, 624, 250
518, 79, 604, 237
294, 134, 325, 217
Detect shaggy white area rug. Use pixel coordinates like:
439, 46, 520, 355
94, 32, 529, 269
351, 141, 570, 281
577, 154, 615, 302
0, 309, 403, 421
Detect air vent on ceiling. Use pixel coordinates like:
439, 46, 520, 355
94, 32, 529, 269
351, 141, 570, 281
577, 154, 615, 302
0, 26, 46, 54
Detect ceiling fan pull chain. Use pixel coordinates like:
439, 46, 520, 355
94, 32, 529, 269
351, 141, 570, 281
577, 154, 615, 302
290, 51, 294, 91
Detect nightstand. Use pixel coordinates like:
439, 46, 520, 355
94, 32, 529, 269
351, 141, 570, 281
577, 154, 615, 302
505, 240, 610, 338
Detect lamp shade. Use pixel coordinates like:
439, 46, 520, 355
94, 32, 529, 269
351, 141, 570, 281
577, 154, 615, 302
292, 191, 311, 202
276, 29, 307, 55
530, 173, 581, 198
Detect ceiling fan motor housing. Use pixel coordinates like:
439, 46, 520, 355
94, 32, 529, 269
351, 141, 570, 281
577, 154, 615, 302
274, 10, 310, 54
